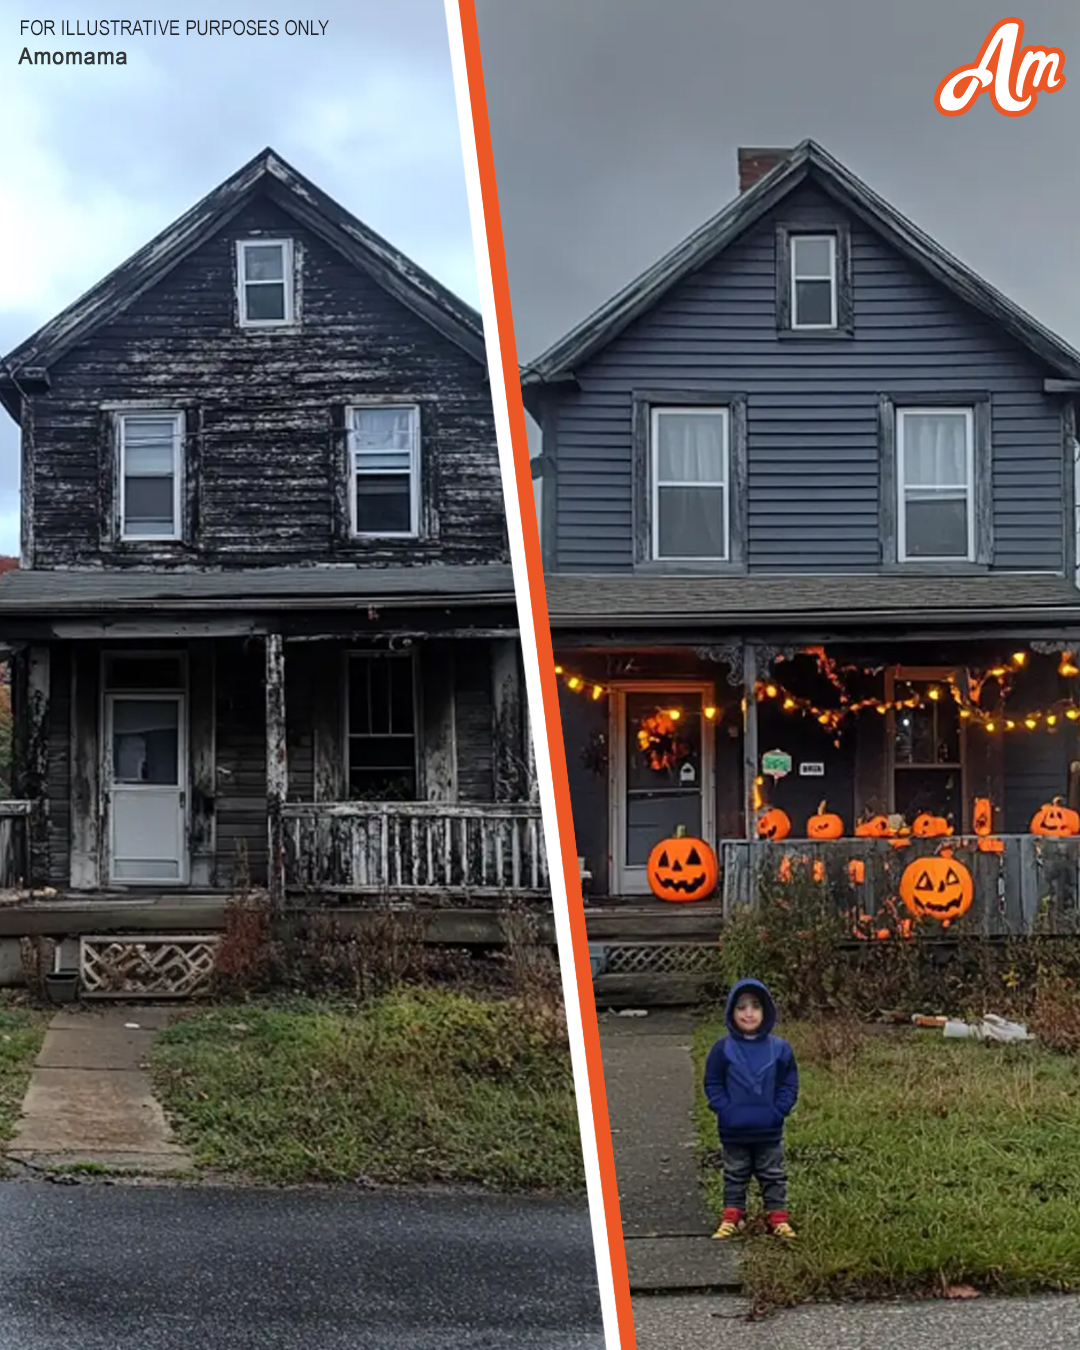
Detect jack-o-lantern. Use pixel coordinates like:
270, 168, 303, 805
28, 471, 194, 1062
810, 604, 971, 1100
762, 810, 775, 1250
977, 835, 1005, 854
646, 826, 718, 902
856, 814, 893, 839
847, 859, 866, 884
756, 807, 791, 842
1030, 798, 1080, 838
807, 801, 843, 840
972, 798, 993, 837
899, 852, 974, 924
911, 812, 952, 839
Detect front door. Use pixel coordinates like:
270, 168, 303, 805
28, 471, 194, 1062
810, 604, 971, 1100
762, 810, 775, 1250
610, 684, 715, 895
106, 694, 187, 884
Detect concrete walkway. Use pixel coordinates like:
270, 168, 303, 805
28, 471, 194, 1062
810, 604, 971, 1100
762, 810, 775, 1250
599, 1009, 739, 1294
7, 1005, 192, 1174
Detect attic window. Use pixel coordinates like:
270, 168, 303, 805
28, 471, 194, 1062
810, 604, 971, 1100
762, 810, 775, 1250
237, 239, 294, 327
790, 234, 836, 328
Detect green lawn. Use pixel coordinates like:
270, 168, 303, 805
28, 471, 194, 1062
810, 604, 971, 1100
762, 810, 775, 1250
694, 1015, 1080, 1307
151, 989, 584, 1193
0, 999, 50, 1163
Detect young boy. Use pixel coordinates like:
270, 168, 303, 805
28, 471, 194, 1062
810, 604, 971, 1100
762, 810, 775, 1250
703, 978, 799, 1239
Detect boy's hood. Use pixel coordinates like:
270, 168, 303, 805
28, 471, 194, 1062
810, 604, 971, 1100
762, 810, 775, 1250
725, 978, 777, 1038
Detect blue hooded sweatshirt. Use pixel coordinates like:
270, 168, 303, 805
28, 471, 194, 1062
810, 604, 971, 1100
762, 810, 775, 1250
703, 978, 799, 1147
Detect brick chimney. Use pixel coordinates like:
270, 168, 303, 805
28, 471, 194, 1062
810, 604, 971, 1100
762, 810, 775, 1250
737, 147, 792, 193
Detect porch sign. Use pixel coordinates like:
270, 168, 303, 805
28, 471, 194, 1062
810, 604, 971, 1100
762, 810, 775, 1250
761, 749, 792, 780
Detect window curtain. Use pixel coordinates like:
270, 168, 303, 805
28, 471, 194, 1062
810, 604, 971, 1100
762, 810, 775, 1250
657, 412, 725, 482
903, 414, 967, 488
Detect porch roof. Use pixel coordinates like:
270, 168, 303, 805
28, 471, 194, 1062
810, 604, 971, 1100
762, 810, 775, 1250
545, 572, 1080, 629
0, 563, 516, 613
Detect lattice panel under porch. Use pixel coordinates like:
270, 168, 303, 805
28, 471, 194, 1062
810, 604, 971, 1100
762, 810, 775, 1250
599, 943, 717, 976
79, 935, 220, 999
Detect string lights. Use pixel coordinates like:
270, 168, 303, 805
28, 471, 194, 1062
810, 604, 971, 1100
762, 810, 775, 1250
553, 649, 1080, 738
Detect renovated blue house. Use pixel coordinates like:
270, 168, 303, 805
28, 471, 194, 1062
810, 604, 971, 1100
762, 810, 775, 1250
525, 142, 1080, 962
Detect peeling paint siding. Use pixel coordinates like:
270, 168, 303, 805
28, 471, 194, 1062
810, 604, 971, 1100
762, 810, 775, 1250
29, 195, 505, 571
46, 644, 71, 886
455, 643, 494, 801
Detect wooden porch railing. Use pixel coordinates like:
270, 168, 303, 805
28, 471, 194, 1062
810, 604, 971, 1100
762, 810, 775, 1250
721, 836, 1080, 935
282, 802, 549, 897
0, 801, 32, 889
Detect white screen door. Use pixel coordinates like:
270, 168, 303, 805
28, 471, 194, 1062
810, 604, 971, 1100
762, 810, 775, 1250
107, 694, 187, 884
609, 684, 715, 895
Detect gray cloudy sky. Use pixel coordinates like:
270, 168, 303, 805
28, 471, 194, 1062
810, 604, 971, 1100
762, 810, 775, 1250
0, 0, 475, 555
476, 0, 1080, 364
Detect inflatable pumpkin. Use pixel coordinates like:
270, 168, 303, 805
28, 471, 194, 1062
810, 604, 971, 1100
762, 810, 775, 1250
1030, 798, 1080, 837
806, 801, 843, 840
899, 852, 974, 924
756, 806, 791, 842
646, 825, 718, 902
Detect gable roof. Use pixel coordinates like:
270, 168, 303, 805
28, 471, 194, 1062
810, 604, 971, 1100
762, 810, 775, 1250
0, 148, 486, 419
522, 139, 1080, 391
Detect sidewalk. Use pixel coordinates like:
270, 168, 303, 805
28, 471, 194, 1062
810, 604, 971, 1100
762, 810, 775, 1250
6, 1005, 192, 1174
598, 1008, 739, 1294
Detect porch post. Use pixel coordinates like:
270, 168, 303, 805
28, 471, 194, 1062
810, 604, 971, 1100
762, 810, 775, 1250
26, 645, 50, 889
742, 642, 758, 839
525, 701, 539, 804
265, 633, 287, 907
492, 640, 526, 801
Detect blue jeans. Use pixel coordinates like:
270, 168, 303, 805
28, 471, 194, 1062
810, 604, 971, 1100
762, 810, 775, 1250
722, 1141, 787, 1212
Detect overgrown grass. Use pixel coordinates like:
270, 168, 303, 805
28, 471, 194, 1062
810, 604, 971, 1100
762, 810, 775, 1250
0, 997, 49, 1164
694, 1015, 1080, 1309
151, 989, 584, 1193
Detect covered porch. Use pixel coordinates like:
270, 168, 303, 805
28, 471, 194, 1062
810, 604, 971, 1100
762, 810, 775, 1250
548, 572, 1080, 933
0, 565, 547, 911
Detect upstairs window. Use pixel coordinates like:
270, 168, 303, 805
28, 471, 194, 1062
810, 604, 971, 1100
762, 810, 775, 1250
650, 407, 729, 561
790, 234, 836, 329
348, 404, 420, 538
118, 412, 182, 541
897, 408, 974, 562
237, 238, 294, 327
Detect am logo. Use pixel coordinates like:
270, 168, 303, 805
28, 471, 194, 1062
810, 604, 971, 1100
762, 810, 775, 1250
935, 17, 1065, 116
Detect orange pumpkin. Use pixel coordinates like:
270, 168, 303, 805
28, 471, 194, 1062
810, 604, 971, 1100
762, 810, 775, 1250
856, 814, 893, 838
807, 800, 843, 840
847, 859, 866, 884
1030, 798, 1080, 837
972, 797, 993, 837
977, 835, 1005, 854
812, 859, 825, 883
899, 852, 974, 924
756, 807, 791, 842
911, 812, 952, 839
646, 826, 718, 902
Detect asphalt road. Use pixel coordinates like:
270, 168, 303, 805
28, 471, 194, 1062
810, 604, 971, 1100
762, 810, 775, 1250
634, 1292, 1080, 1349
0, 1180, 604, 1349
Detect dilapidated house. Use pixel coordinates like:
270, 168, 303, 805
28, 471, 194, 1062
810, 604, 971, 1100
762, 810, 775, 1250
0, 149, 544, 992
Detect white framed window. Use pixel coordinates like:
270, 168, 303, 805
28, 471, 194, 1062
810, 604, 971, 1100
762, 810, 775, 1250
897, 407, 975, 562
236, 238, 294, 327
650, 406, 729, 561
790, 234, 837, 329
118, 412, 183, 541
345, 651, 417, 800
348, 404, 421, 539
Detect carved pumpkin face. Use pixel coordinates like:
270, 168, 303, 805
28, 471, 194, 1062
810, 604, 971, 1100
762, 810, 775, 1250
1030, 798, 1080, 838
899, 854, 974, 924
807, 801, 843, 840
646, 827, 718, 902
756, 807, 791, 842
856, 815, 893, 839
911, 813, 951, 839
973, 798, 993, 837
